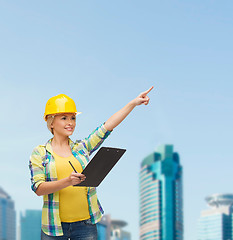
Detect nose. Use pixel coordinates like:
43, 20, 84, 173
66, 119, 73, 125
67, 117, 76, 126
69, 122, 73, 126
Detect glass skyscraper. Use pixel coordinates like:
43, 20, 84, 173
197, 193, 233, 240
139, 144, 183, 240
0, 186, 16, 240
20, 209, 42, 240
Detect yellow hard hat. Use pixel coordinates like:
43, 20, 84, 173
44, 94, 81, 121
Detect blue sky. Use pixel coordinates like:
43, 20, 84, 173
1, 1, 233, 239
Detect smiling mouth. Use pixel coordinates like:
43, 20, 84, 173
65, 128, 73, 131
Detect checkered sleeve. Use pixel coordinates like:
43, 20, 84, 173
29, 146, 46, 192
83, 123, 112, 155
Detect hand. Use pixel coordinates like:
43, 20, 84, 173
69, 171, 86, 186
133, 86, 154, 106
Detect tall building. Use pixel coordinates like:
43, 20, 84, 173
20, 209, 41, 240
139, 144, 183, 240
0, 187, 16, 240
97, 214, 131, 240
97, 215, 111, 240
197, 193, 233, 240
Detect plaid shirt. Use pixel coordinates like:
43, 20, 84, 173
29, 123, 111, 236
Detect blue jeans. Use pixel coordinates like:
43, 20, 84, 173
41, 219, 97, 240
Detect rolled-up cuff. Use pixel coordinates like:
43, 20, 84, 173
102, 123, 113, 136
31, 180, 45, 192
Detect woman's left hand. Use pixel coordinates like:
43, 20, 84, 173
133, 86, 154, 106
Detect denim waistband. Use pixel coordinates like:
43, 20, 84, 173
61, 218, 92, 225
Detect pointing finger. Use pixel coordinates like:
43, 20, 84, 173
145, 86, 154, 94
141, 86, 154, 96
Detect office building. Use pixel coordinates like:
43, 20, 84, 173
110, 219, 131, 240
97, 214, 131, 240
20, 209, 41, 240
139, 144, 183, 240
97, 215, 111, 240
0, 186, 16, 240
197, 193, 233, 240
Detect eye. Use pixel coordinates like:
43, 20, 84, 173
61, 116, 67, 120
72, 116, 76, 120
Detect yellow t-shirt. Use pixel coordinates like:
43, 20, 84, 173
53, 152, 90, 222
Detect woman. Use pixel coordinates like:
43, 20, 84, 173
29, 87, 153, 240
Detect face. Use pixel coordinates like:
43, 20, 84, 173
51, 113, 76, 137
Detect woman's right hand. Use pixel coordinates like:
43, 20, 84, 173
35, 172, 86, 196
69, 171, 86, 186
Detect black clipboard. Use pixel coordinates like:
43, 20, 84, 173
74, 147, 126, 187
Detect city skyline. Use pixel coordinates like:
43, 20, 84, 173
1, 1, 233, 239
2, 197, 131, 240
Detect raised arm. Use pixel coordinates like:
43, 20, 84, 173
104, 86, 153, 131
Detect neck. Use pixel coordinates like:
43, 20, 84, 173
51, 134, 69, 147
